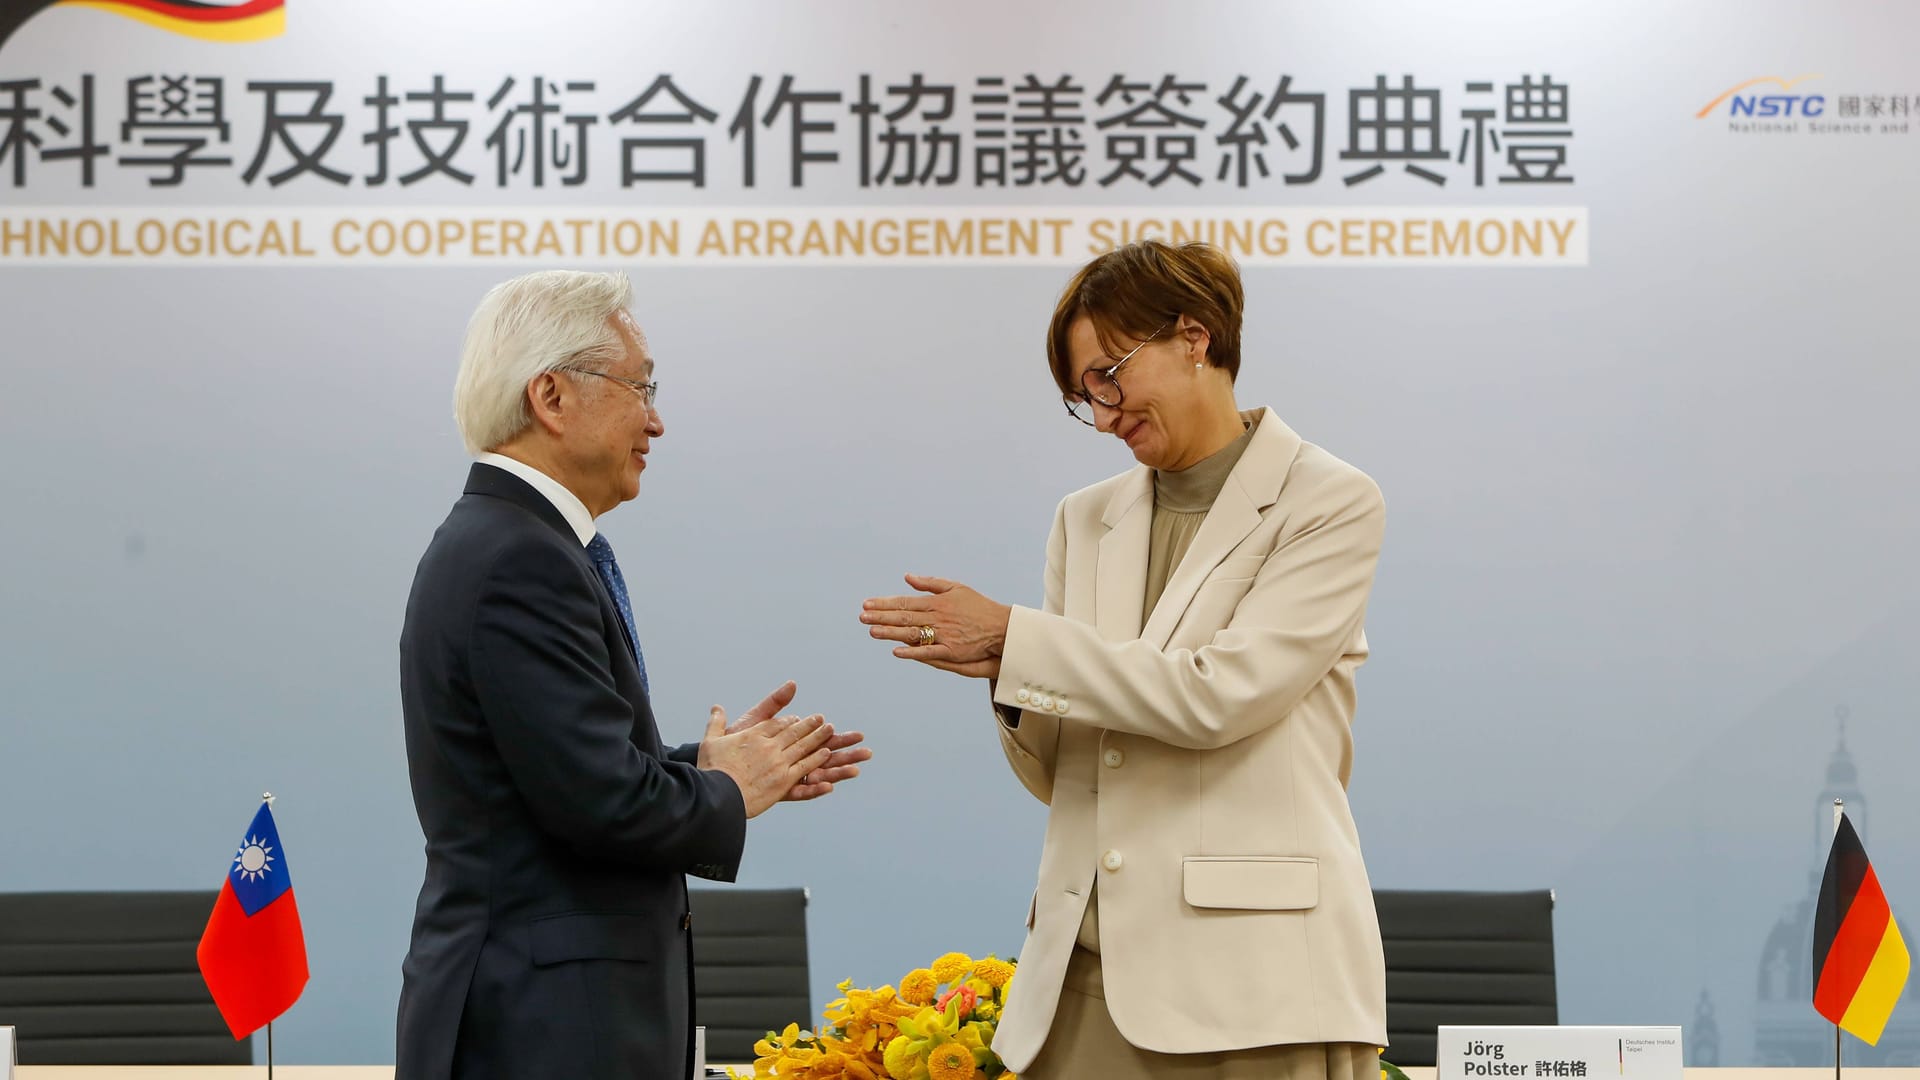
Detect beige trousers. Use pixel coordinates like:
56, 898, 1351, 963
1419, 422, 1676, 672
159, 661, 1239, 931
1021, 946, 1381, 1080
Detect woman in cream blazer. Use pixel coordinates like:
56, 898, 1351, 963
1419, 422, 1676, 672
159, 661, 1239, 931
862, 241, 1388, 1080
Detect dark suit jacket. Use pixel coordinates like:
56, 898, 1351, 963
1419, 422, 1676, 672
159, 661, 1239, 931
395, 463, 746, 1080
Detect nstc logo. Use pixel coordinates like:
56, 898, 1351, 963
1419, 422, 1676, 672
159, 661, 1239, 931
1696, 75, 1824, 119
1730, 93, 1824, 117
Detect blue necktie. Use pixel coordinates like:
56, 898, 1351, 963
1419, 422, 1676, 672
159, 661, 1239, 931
585, 533, 650, 696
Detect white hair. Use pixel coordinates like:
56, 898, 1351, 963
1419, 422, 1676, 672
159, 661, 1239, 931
453, 269, 634, 454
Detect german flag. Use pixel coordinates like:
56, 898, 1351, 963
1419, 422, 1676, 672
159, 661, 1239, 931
1813, 813, 1911, 1045
51, 0, 284, 42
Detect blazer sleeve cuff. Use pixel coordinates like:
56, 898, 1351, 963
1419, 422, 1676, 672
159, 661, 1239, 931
994, 604, 1075, 720
685, 768, 749, 882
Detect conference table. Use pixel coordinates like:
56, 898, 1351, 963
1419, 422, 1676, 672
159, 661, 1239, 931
13, 1069, 1918, 1079
18, 1060, 1920, 1068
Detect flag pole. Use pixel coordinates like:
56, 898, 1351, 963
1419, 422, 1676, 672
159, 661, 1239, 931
264, 791, 275, 1080
1833, 798, 1844, 1080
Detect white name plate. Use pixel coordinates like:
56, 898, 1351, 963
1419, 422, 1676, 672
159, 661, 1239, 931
1437, 1026, 1683, 1080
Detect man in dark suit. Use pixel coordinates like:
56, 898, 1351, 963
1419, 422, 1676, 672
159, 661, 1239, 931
396, 270, 869, 1080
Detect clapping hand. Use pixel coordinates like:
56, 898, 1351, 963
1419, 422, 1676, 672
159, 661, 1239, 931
699, 681, 871, 804
860, 574, 1010, 680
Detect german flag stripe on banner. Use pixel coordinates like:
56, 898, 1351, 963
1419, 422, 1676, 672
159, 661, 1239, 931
52, 0, 284, 42
1813, 813, 1911, 1045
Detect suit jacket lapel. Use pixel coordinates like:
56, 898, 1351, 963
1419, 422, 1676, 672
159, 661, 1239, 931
465, 462, 662, 748
1095, 468, 1152, 642
1139, 408, 1304, 649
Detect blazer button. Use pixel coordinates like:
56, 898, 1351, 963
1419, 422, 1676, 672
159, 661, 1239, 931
681, 912, 692, 931
1102, 747, 1123, 768
1054, 697, 1071, 715
1015, 689, 1031, 704
1037, 694, 1054, 711
1101, 850, 1123, 872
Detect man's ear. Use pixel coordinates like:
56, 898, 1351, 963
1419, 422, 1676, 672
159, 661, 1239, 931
525, 371, 569, 436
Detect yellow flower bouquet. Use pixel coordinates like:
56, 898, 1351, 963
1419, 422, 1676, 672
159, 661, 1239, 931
733, 951, 1018, 1080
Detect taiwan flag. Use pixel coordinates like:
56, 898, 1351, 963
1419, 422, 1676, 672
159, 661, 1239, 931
196, 800, 310, 1039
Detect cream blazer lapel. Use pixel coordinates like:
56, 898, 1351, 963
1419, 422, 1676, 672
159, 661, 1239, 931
1138, 408, 1302, 649
1093, 469, 1151, 642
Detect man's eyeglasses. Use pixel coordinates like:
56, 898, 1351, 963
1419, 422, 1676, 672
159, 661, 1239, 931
1064, 320, 1171, 427
572, 369, 659, 408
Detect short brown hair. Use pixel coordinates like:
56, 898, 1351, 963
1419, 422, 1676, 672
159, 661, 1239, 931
1045, 240, 1245, 397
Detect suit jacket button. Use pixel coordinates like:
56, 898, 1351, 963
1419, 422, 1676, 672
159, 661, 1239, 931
1102, 850, 1123, 872
681, 912, 692, 931
1015, 689, 1031, 704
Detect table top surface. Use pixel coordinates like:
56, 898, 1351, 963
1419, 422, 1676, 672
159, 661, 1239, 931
15, 1060, 1920, 1068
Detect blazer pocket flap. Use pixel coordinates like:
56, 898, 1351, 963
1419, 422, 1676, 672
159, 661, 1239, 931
529, 912, 654, 966
1182, 856, 1319, 911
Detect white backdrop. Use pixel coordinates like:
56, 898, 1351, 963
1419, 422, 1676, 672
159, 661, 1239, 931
1, 0, 1917, 1065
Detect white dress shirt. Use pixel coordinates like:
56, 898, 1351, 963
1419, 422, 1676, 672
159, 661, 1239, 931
476, 452, 596, 546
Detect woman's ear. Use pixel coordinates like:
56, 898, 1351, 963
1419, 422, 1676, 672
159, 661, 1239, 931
1178, 315, 1213, 366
